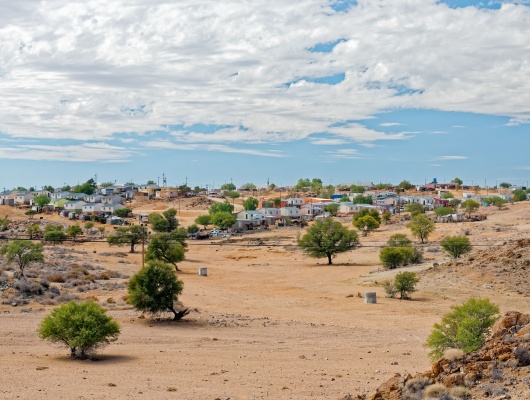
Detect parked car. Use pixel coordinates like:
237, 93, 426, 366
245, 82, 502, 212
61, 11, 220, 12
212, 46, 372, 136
209, 229, 221, 236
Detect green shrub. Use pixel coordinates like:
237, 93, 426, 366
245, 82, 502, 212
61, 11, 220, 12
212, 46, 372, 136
379, 247, 413, 269
128, 260, 186, 320
425, 298, 499, 361
38, 301, 120, 359
394, 271, 419, 299
440, 236, 472, 259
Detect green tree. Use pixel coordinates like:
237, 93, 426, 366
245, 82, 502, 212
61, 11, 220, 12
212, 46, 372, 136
240, 183, 256, 190
394, 271, 419, 299
350, 185, 365, 193
27, 224, 41, 240
72, 179, 96, 195
99, 182, 114, 188
107, 225, 145, 253
44, 223, 64, 233
353, 208, 381, 224
84, 221, 94, 232
33, 194, 51, 209
148, 208, 179, 232
220, 183, 236, 191
227, 191, 240, 200
0, 215, 11, 231
353, 215, 380, 236
387, 233, 412, 248
211, 211, 236, 230
440, 236, 472, 259
146, 180, 156, 185
461, 199, 480, 218
512, 189, 527, 202
195, 215, 211, 229
294, 178, 311, 191
452, 177, 463, 186
379, 247, 413, 269
434, 207, 454, 217
448, 198, 462, 208
42, 185, 55, 192
398, 180, 413, 190
242, 196, 259, 210
425, 298, 499, 361
404, 203, 424, 217
484, 196, 507, 210
339, 196, 350, 202
114, 208, 132, 218
187, 224, 200, 234
67, 225, 83, 242
376, 183, 392, 190
351, 194, 373, 205
499, 182, 511, 190
407, 214, 435, 244
298, 218, 359, 265
324, 203, 340, 216
25, 210, 37, 219
145, 232, 187, 271
208, 201, 234, 215
38, 301, 120, 359
128, 260, 186, 321
0, 240, 44, 278
441, 193, 454, 199
44, 230, 67, 244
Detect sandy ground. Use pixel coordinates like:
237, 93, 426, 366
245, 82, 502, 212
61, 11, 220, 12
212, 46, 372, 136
1, 199, 529, 399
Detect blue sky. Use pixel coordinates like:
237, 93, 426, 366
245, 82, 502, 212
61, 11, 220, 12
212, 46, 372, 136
1, 0, 530, 190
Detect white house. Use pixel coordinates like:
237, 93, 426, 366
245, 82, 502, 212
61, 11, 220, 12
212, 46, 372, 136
50, 191, 71, 200
280, 207, 301, 218
339, 203, 382, 215
82, 203, 103, 213
101, 204, 126, 214
258, 208, 282, 219
64, 201, 86, 213
67, 193, 87, 201
14, 192, 34, 205
101, 196, 124, 205
286, 198, 304, 207
84, 195, 102, 203
236, 210, 265, 221
300, 202, 326, 216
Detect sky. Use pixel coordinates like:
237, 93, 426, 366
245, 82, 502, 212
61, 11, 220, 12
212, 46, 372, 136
1, 0, 530, 190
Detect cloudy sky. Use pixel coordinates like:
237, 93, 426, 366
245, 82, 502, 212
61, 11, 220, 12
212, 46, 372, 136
1, 0, 530, 190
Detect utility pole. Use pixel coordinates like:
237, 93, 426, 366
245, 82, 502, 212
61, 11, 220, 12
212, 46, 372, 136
141, 223, 146, 268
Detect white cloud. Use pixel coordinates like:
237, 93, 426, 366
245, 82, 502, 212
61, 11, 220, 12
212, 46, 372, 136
144, 140, 285, 157
0, 0, 530, 160
0, 142, 134, 162
309, 138, 348, 145
436, 155, 468, 160
379, 122, 404, 127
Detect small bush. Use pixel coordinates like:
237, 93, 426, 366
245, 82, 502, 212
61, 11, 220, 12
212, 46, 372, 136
47, 274, 65, 283
449, 386, 469, 399
403, 377, 430, 399
38, 301, 120, 359
15, 280, 43, 295
106, 297, 116, 304
515, 346, 530, 367
381, 280, 397, 298
423, 383, 448, 399
443, 348, 464, 361
490, 365, 503, 382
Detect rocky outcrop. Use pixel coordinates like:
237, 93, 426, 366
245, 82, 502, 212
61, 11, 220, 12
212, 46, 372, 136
352, 312, 530, 400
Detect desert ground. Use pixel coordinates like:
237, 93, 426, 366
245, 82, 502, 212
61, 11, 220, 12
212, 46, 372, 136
0, 197, 529, 399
